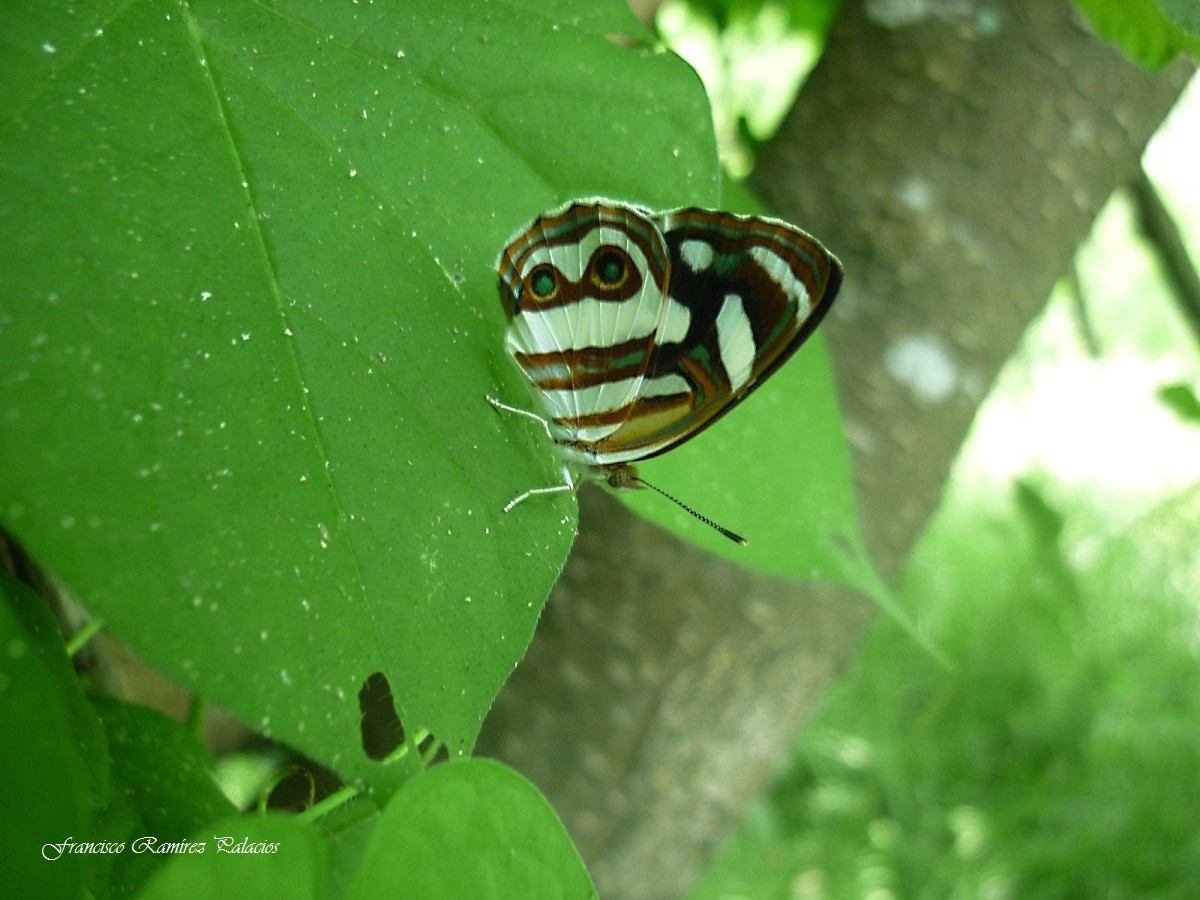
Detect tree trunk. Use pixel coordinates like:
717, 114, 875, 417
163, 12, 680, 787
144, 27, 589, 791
477, 2, 1192, 897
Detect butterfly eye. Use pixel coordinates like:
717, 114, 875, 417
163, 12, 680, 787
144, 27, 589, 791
590, 248, 628, 290
526, 265, 559, 301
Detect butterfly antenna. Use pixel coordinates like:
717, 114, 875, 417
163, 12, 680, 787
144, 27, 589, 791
633, 477, 748, 546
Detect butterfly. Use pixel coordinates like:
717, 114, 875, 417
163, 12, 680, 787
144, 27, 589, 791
488, 199, 842, 544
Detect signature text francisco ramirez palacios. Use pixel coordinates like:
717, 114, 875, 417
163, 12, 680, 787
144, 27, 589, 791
42, 835, 280, 861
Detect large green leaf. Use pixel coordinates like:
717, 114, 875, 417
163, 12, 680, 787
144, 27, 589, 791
0, 0, 716, 790
0, 0, 858, 799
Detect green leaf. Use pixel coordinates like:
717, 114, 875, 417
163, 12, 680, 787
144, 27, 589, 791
344, 758, 596, 899
1157, 0, 1200, 39
95, 696, 235, 847
1157, 381, 1200, 424
0, 0, 716, 792
92, 696, 240, 895
1072, 0, 1200, 68
0, 573, 110, 899
135, 814, 327, 900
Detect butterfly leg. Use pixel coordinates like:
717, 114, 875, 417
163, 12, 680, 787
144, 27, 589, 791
485, 395, 576, 512
485, 394, 556, 443
501, 466, 576, 512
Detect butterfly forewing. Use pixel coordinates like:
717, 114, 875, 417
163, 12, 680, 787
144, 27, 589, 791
497, 201, 677, 456
588, 208, 843, 464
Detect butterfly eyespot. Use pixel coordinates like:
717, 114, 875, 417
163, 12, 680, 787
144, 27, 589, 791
590, 248, 628, 290
527, 265, 559, 301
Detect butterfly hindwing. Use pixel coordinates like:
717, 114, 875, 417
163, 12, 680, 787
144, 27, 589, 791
592, 207, 843, 463
496, 201, 677, 452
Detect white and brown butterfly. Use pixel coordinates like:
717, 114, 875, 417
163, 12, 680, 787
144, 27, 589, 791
488, 199, 842, 544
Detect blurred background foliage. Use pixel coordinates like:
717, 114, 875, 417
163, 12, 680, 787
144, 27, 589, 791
650, 0, 1200, 896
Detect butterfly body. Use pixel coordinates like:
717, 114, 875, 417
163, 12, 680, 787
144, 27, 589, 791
494, 199, 842, 508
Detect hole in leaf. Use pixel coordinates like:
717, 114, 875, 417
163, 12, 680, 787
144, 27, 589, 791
421, 732, 450, 768
358, 671, 405, 761
260, 754, 342, 812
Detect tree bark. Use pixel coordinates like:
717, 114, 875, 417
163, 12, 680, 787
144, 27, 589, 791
478, 2, 1192, 897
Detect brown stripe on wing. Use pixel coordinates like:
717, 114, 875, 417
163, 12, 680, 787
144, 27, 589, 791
514, 336, 655, 390
553, 388, 694, 434
585, 354, 717, 462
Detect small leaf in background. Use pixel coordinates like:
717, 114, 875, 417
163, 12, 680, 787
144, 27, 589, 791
1157, 0, 1200, 39
94, 697, 236, 893
344, 759, 596, 900
1157, 381, 1200, 424
96, 699, 234, 835
1071, 0, 1200, 68
0, 574, 109, 899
